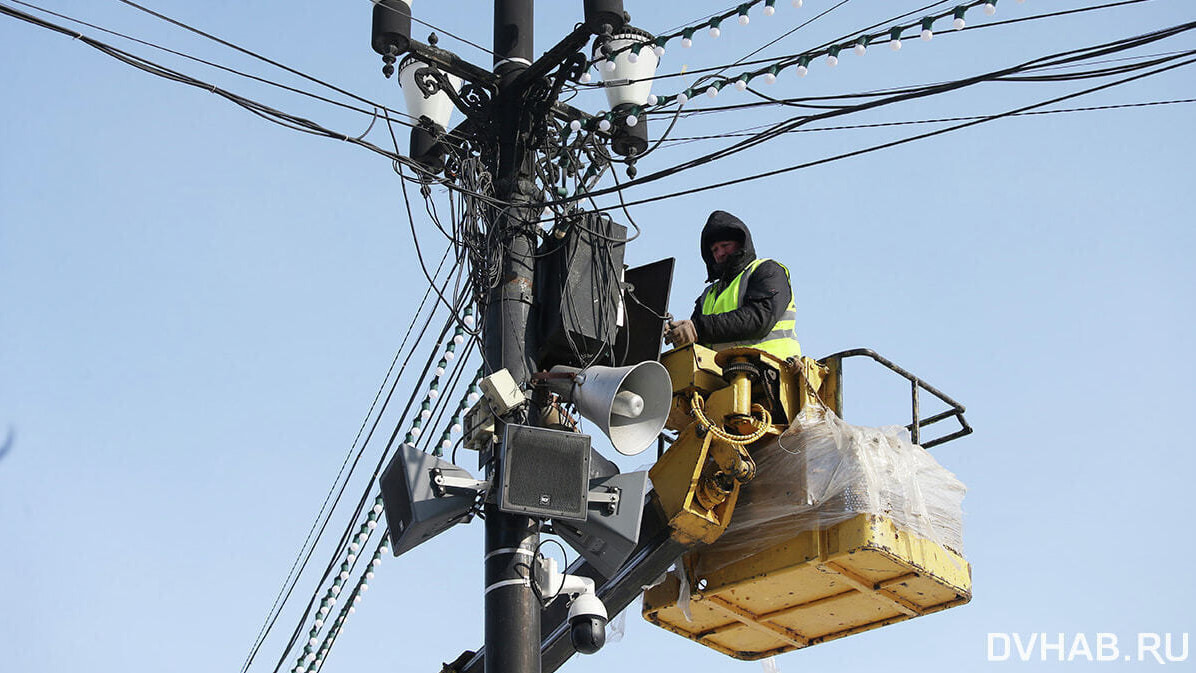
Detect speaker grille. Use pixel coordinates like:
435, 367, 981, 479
500, 425, 591, 520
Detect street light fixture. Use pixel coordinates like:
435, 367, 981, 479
592, 26, 658, 158
398, 54, 462, 173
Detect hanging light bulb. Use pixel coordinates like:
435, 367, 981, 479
737, 7, 750, 25
625, 114, 639, 126
366, 519, 377, 530
889, 26, 902, 50
627, 50, 639, 64
676, 91, 690, 104
653, 43, 665, 57
569, 119, 582, 132
372, 503, 383, 514
984, 1, 997, 16
314, 619, 324, 629
646, 93, 658, 105
705, 85, 719, 98
708, 19, 722, 38
598, 118, 612, 131
792, 0, 803, 7
579, 71, 591, 84
435, 359, 447, 376
410, 425, 422, 438
921, 17, 934, 41
603, 59, 617, 72
796, 55, 810, 77
764, 66, 778, 84
953, 6, 967, 30
764, 0, 776, 17
453, 332, 465, 345
734, 75, 749, 91
826, 46, 840, 67
854, 36, 869, 56
681, 28, 694, 48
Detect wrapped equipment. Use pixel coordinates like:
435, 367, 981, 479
693, 406, 966, 578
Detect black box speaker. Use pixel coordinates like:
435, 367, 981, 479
535, 213, 628, 370
499, 425, 592, 521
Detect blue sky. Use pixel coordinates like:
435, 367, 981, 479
2, 1, 1194, 672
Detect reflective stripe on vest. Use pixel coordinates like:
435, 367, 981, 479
700, 258, 801, 359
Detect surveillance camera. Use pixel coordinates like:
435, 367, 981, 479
535, 556, 610, 655
567, 588, 608, 655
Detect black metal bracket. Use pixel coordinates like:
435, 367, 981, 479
819, 348, 973, 449
413, 65, 495, 122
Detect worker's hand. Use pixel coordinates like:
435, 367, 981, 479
665, 319, 698, 347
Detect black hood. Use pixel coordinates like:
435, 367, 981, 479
700, 210, 757, 283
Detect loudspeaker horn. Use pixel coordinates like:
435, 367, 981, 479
554, 470, 651, 579
379, 444, 479, 558
547, 361, 672, 456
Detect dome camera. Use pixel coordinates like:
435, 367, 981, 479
535, 556, 610, 655
567, 589, 608, 654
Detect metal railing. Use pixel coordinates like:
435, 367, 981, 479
819, 348, 972, 449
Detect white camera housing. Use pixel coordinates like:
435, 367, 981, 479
535, 556, 609, 655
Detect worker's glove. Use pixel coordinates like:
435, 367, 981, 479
665, 319, 698, 347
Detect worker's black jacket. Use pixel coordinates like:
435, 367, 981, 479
689, 210, 794, 345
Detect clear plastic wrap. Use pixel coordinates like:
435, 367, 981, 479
693, 406, 966, 577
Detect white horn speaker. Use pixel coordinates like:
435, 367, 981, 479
548, 361, 672, 456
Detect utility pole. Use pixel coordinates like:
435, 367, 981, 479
482, 2, 542, 673
372, 2, 630, 671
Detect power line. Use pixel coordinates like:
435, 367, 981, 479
239, 246, 457, 673
588, 53, 1196, 212
112, 0, 419, 123
11, 0, 407, 125
651, 97, 1196, 147
538, 20, 1196, 210
365, 0, 492, 56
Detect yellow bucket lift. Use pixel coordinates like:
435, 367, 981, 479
643, 344, 972, 660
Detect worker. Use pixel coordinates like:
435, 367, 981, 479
664, 210, 801, 361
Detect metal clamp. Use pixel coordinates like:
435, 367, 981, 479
431, 468, 490, 498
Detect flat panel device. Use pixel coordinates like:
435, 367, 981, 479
615, 257, 674, 366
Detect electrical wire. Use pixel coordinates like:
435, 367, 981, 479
238, 246, 455, 673
582, 52, 1196, 213
112, 0, 424, 124
650, 97, 1196, 147
10, 0, 413, 128
534, 20, 1196, 210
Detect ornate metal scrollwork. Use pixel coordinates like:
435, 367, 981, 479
413, 65, 494, 122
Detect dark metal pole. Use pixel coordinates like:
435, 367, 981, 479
483, 2, 540, 673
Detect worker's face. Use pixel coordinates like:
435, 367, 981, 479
710, 239, 741, 265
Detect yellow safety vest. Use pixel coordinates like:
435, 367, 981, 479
699, 258, 801, 360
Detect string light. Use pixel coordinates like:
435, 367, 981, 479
792, 0, 803, 7
796, 55, 810, 77
597, 118, 612, 131
681, 28, 694, 48
737, 6, 750, 26
826, 46, 840, 67
708, 18, 722, 39
921, 17, 935, 41
734, 74, 749, 91
763, 64, 779, 84
854, 36, 869, 56
953, 6, 967, 30
984, 1, 998, 17
676, 91, 690, 104
626, 114, 639, 126
890, 26, 903, 50
579, 71, 591, 84
764, 0, 776, 17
